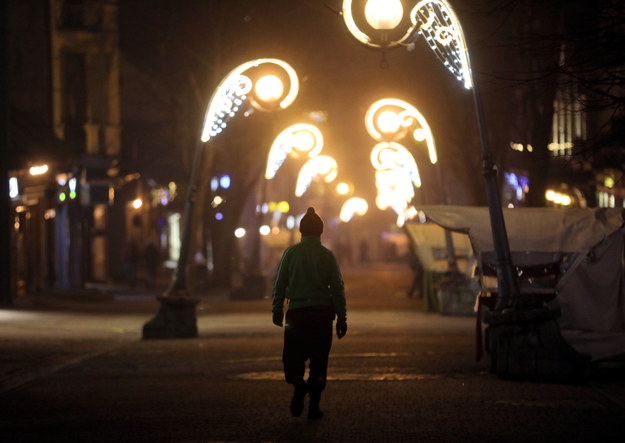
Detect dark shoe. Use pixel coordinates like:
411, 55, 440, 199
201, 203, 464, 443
290, 380, 307, 417
307, 393, 323, 419
307, 405, 323, 419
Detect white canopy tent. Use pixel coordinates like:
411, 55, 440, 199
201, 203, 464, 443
418, 205, 625, 361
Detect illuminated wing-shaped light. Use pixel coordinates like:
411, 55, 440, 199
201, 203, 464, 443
201, 58, 299, 142
295, 155, 338, 197
339, 197, 369, 223
265, 123, 324, 179
370, 142, 421, 188
365, 98, 437, 164
371, 141, 421, 226
410, 1, 473, 89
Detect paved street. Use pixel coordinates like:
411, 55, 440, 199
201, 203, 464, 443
1, 263, 624, 442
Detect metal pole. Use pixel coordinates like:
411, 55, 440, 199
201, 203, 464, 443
166, 138, 206, 296
471, 79, 519, 310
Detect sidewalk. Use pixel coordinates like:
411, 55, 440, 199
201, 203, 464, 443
1, 263, 625, 442
9, 260, 420, 315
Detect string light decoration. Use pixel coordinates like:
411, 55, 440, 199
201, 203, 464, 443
294, 155, 338, 197
370, 141, 421, 226
201, 58, 299, 142
339, 197, 369, 223
265, 123, 324, 179
365, 98, 437, 164
342, 0, 473, 89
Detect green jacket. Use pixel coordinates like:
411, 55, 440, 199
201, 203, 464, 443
272, 236, 347, 320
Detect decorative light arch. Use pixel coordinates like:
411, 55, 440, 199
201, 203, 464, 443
201, 58, 299, 142
339, 197, 369, 223
265, 123, 324, 179
365, 98, 437, 164
342, 0, 472, 89
294, 155, 338, 197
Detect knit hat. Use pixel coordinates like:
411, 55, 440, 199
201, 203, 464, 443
299, 207, 323, 236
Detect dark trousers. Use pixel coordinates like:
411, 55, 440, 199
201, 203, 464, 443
283, 306, 334, 392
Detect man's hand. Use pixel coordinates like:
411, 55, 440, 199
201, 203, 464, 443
272, 311, 284, 327
336, 318, 347, 339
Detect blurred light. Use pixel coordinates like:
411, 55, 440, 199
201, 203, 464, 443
69, 191, 77, 200
15, 205, 26, 213
212, 196, 224, 208
29, 164, 48, 176
44, 209, 56, 220
265, 123, 324, 180
254, 74, 284, 103
215, 212, 224, 220
132, 199, 143, 209
336, 182, 351, 195
364, 0, 403, 30
545, 189, 573, 206
277, 201, 290, 213
286, 215, 295, 229
271, 226, 281, 234
308, 110, 328, 123
68, 177, 77, 193
234, 227, 246, 238
219, 175, 231, 189
605, 177, 615, 188
58, 192, 67, 202
56, 174, 68, 186
261, 203, 269, 214
9, 177, 18, 199
339, 197, 369, 222
211, 177, 219, 192
295, 155, 338, 197
259, 225, 271, 236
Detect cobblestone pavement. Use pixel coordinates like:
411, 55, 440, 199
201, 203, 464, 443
0, 263, 624, 442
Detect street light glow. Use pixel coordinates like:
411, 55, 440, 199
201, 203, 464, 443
29, 164, 49, 176
295, 155, 338, 197
377, 110, 402, 135
265, 123, 324, 179
254, 74, 284, 103
336, 182, 351, 195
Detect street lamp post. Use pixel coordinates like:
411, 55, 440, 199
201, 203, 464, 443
342, 0, 589, 380
143, 59, 299, 339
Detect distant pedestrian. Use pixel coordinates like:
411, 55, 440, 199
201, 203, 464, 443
272, 207, 347, 419
122, 237, 140, 289
143, 241, 160, 289
407, 242, 424, 298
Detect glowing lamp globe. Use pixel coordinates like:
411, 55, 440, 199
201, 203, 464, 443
364, 0, 403, 30
254, 75, 284, 104
377, 110, 401, 135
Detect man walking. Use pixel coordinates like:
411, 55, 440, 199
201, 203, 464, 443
272, 207, 347, 419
